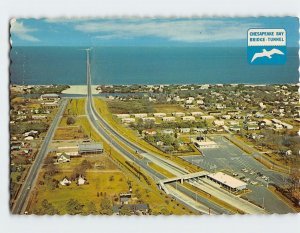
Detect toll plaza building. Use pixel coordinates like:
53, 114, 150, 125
78, 143, 104, 155
207, 172, 247, 192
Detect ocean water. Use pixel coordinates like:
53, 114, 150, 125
10, 46, 299, 85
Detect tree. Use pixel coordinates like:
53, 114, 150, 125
37, 199, 59, 215
99, 197, 113, 215
71, 160, 92, 180
109, 175, 114, 181
67, 116, 76, 125
86, 201, 97, 215
44, 156, 53, 165
66, 199, 83, 215
135, 189, 142, 199
44, 163, 60, 177
119, 204, 132, 216
160, 207, 170, 215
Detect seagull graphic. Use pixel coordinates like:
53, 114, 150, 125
251, 48, 284, 63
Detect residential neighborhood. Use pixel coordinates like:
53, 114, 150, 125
10, 83, 300, 215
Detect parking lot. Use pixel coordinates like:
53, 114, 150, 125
180, 136, 294, 214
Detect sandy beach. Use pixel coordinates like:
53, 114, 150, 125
61, 85, 99, 95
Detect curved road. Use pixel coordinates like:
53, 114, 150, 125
85, 49, 232, 215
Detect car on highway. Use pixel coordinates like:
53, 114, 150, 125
27, 185, 31, 190
241, 168, 249, 173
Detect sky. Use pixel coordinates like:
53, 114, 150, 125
10, 17, 299, 47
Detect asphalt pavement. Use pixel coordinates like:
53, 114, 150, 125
85, 49, 233, 214
12, 99, 68, 214
180, 136, 295, 214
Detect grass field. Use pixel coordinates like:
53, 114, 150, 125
30, 99, 193, 215
148, 162, 175, 178
153, 103, 186, 113
32, 171, 129, 214
67, 98, 86, 115
59, 98, 86, 127
53, 126, 86, 140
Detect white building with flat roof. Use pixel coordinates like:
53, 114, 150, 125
201, 115, 215, 120
153, 113, 167, 118
133, 113, 148, 118
162, 116, 176, 122
191, 112, 203, 117
115, 114, 131, 119
182, 116, 195, 121
213, 120, 225, 126
172, 112, 186, 117
192, 138, 218, 149
207, 172, 247, 191
121, 118, 136, 124
142, 117, 155, 122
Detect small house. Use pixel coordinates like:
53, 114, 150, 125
77, 175, 86, 185
162, 116, 176, 122
182, 116, 195, 121
56, 153, 71, 163
179, 128, 191, 133
60, 177, 71, 186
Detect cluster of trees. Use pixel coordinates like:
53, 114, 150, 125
257, 130, 300, 156
34, 199, 60, 215
71, 160, 93, 180
144, 133, 180, 152
28, 85, 70, 94
10, 121, 48, 135
66, 199, 84, 215
131, 118, 208, 134
108, 100, 153, 114
99, 197, 113, 215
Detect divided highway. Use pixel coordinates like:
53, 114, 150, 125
84, 49, 232, 214
12, 99, 68, 214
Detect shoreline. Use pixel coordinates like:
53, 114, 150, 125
11, 83, 298, 95
61, 85, 99, 95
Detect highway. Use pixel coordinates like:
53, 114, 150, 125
12, 99, 68, 214
84, 49, 234, 215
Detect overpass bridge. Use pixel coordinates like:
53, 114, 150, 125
161, 171, 209, 184
158, 171, 209, 194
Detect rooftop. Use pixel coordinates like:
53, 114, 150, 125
78, 143, 103, 151
40, 93, 60, 97
207, 172, 247, 189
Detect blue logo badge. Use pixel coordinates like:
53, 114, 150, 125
247, 29, 286, 65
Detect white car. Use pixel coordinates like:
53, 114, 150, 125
241, 168, 248, 173
250, 181, 258, 185
250, 171, 255, 175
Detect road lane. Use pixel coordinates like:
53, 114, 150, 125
84, 49, 235, 214
12, 99, 68, 214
